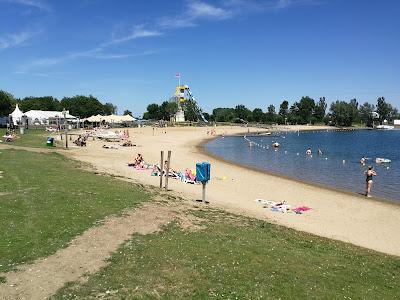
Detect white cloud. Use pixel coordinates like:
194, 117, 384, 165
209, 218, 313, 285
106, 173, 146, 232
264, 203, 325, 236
159, 1, 231, 29
189, 1, 231, 19
0, 30, 41, 50
19, 48, 156, 72
104, 26, 162, 46
0, 0, 50, 11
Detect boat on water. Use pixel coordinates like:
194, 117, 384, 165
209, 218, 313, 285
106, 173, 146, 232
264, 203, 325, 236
376, 125, 394, 130
376, 158, 391, 164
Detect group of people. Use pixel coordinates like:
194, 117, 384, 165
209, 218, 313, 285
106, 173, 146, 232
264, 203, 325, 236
127, 153, 197, 184
73, 135, 87, 147
306, 148, 323, 156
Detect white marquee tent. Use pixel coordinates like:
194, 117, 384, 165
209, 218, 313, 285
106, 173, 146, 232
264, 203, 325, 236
25, 110, 77, 125
10, 104, 24, 125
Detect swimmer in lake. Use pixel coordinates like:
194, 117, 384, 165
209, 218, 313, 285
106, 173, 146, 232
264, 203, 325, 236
306, 148, 312, 155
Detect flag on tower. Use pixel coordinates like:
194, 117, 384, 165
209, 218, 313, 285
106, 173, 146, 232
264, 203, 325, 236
175, 73, 181, 78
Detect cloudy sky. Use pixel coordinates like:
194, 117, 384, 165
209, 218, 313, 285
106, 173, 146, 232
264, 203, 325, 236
0, 0, 399, 115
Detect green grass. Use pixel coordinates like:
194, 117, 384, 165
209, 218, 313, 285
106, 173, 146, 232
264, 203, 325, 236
0, 149, 149, 273
53, 209, 400, 299
0, 128, 59, 148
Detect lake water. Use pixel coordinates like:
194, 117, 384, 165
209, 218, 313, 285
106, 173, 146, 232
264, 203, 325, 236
205, 130, 400, 202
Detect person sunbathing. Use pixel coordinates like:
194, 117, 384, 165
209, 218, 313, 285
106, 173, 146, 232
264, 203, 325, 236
127, 153, 143, 167
121, 140, 136, 147
3, 132, 17, 142
151, 160, 178, 177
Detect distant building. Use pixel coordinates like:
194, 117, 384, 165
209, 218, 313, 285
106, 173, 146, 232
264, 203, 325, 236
394, 120, 400, 125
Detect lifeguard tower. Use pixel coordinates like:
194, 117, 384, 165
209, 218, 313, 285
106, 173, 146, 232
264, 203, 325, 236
172, 84, 193, 122
170, 73, 207, 123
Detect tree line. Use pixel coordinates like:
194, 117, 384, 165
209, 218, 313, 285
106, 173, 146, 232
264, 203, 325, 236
143, 96, 398, 127
143, 98, 203, 122
0, 90, 119, 118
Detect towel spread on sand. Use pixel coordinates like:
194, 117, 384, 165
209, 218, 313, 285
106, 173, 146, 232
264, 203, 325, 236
255, 199, 312, 214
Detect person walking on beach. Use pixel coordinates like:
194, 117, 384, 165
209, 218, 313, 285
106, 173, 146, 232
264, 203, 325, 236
365, 166, 377, 197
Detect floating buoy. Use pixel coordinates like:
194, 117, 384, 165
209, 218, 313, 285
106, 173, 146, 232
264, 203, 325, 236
342, 160, 346, 164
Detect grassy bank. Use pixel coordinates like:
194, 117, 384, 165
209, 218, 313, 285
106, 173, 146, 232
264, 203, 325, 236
0, 128, 59, 148
54, 209, 400, 299
0, 149, 149, 273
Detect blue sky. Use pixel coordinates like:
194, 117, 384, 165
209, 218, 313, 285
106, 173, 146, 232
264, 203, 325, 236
0, 0, 399, 116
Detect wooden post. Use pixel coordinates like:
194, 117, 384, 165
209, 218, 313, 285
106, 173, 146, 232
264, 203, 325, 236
159, 151, 164, 188
202, 182, 207, 203
63, 109, 68, 149
164, 150, 171, 190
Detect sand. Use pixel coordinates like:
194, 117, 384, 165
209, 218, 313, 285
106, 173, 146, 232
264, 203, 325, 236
68, 125, 400, 257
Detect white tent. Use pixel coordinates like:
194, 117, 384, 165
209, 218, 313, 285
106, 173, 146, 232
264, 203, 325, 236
121, 114, 136, 122
10, 104, 23, 125
87, 114, 103, 122
25, 110, 76, 125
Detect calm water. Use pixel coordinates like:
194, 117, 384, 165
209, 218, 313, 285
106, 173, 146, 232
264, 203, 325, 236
205, 130, 400, 202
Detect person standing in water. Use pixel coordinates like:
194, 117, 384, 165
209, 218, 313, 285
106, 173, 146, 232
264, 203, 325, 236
364, 165, 377, 197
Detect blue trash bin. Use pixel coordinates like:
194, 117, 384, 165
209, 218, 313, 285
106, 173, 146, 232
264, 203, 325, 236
46, 137, 54, 147
196, 162, 211, 182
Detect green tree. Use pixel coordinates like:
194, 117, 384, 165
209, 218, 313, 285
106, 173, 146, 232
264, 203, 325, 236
234, 105, 252, 122
252, 108, 264, 123
279, 100, 289, 120
212, 108, 236, 122
19, 96, 61, 112
313, 97, 327, 123
159, 101, 170, 120
183, 99, 202, 122
103, 102, 117, 115
329, 100, 354, 127
265, 105, 276, 123
376, 97, 395, 123
349, 99, 360, 123
60, 95, 106, 118
359, 102, 375, 127
144, 103, 160, 120
0, 90, 14, 116
288, 102, 300, 124
166, 102, 179, 120
298, 96, 315, 124
123, 110, 132, 116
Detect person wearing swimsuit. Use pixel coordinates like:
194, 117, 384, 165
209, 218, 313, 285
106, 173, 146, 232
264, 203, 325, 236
364, 165, 377, 197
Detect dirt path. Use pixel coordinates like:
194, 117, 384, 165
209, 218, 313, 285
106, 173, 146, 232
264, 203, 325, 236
0, 202, 177, 300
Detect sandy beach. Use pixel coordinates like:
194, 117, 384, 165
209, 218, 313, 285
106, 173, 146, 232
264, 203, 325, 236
68, 125, 400, 257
